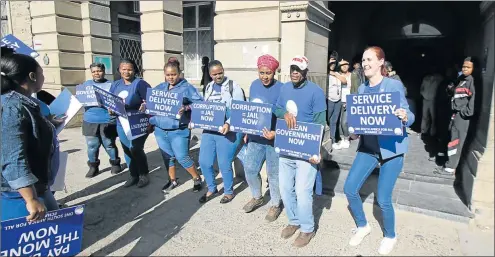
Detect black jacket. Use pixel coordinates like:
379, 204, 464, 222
450, 75, 475, 119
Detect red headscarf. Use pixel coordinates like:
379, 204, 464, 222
257, 54, 280, 73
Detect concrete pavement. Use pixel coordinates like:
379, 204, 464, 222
53, 127, 493, 256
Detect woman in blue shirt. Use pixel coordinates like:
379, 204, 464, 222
343, 47, 414, 255
82, 63, 121, 178
141, 60, 204, 192
110, 58, 152, 188
242, 55, 284, 222
1, 47, 53, 221
198, 60, 245, 204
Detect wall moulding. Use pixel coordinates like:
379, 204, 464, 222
280, 1, 335, 28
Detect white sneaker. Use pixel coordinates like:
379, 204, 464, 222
378, 237, 397, 255
349, 224, 371, 246
332, 143, 342, 150
340, 139, 350, 149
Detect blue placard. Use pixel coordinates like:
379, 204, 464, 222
0, 205, 85, 257
274, 119, 324, 160
229, 100, 273, 136
49, 88, 73, 116
93, 85, 127, 117
145, 88, 182, 119
127, 111, 149, 138
1, 34, 39, 58
190, 101, 226, 132
346, 92, 403, 136
75, 82, 111, 107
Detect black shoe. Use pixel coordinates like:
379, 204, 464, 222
110, 158, 122, 175
192, 177, 202, 192
123, 177, 139, 187
85, 160, 100, 178
137, 175, 150, 188
162, 178, 180, 192
199, 190, 218, 204
220, 194, 235, 204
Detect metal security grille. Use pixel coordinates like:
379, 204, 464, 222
119, 34, 143, 77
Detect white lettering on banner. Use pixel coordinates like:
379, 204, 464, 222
192, 103, 226, 112
1, 39, 20, 49
148, 96, 180, 106
349, 105, 397, 115
18, 226, 58, 244
276, 124, 320, 143
231, 103, 271, 113
359, 116, 386, 125
151, 91, 178, 99
351, 93, 392, 105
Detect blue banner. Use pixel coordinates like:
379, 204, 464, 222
229, 100, 273, 136
75, 82, 111, 107
346, 92, 403, 136
145, 88, 182, 119
274, 119, 324, 160
1, 34, 39, 58
127, 111, 149, 139
93, 85, 127, 117
190, 101, 226, 132
0, 205, 85, 257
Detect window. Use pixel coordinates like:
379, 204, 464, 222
401, 23, 442, 38
183, 2, 213, 80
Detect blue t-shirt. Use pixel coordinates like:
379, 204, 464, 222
247, 79, 283, 145
359, 83, 382, 155
83, 79, 114, 124
208, 83, 222, 103
276, 80, 327, 123
110, 78, 151, 125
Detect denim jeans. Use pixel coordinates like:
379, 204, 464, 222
343, 151, 404, 238
279, 156, 318, 233
1, 190, 59, 221
116, 125, 149, 178
244, 141, 281, 207
85, 134, 118, 163
199, 131, 241, 195
154, 127, 194, 170
327, 100, 342, 141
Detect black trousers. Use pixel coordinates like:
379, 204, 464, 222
445, 113, 469, 170
421, 99, 436, 136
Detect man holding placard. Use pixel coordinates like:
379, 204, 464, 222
273, 56, 327, 248
77, 63, 121, 178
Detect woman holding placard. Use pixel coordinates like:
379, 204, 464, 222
343, 46, 414, 255
198, 60, 245, 204
241, 54, 284, 222
1, 47, 57, 221
110, 58, 152, 188
140, 60, 204, 193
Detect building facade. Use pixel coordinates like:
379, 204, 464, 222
1, 1, 494, 226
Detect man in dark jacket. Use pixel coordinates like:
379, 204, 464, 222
435, 57, 476, 176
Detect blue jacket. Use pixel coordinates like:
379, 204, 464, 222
149, 79, 203, 130
357, 77, 415, 159
1, 91, 54, 192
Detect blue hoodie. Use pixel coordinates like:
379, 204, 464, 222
82, 79, 115, 124
149, 79, 203, 130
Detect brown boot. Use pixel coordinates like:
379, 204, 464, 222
292, 232, 315, 248
281, 225, 300, 239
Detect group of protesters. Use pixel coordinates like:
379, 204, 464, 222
1, 43, 476, 255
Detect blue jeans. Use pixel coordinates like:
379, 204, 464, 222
154, 127, 194, 170
1, 190, 59, 221
86, 134, 118, 163
343, 151, 404, 238
279, 156, 318, 233
116, 125, 149, 178
327, 100, 342, 141
244, 141, 281, 207
199, 131, 241, 195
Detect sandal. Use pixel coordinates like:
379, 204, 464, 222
220, 194, 235, 204
199, 190, 218, 204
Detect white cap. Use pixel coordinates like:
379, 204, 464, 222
290, 55, 309, 70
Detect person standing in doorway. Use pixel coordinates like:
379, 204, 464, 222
352, 61, 365, 92
242, 54, 284, 222
343, 46, 414, 255
274, 55, 327, 247
337, 59, 352, 149
200, 56, 212, 96
198, 60, 245, 204
435, 57, 475, 176
110, 58, 152, 188
327, 55, 347, 150
82, 63, 122, 178
420, 66, 443, 138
